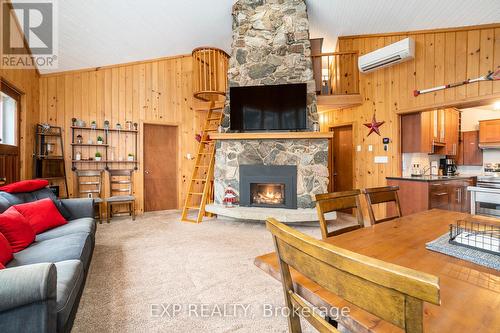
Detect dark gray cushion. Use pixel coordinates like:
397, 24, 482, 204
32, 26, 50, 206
60, 198, 94, 220
36, 218, 96, 242
0, 188, 70, 219
106, 195, 135, 202
0, 188, 55, 206
0, 195, 10, 213
54, 260, 84, 332
7, 233, 92, 270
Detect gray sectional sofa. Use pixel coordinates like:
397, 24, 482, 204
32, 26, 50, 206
0, 188, 96, 333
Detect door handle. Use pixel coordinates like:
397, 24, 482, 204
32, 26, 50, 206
144, 171, 150, 175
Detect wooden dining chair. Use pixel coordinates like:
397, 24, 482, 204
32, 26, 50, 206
362, 186, 402, 225
75, 170, 104, 223
266, 217, 440, 333
314, 190, 364, 239
105, 169, 136, 223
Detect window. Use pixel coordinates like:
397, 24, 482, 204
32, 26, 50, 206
0, 81, 21, 184
0, 82, 20, 148
0, 91, 17, 146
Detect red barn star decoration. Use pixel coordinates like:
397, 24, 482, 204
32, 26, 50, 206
364, 114, 385, 137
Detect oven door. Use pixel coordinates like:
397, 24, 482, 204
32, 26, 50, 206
474, 182, 500, 217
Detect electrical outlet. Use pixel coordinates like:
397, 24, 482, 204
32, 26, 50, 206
374, 156, 388, 164
356, 145, 362, 152
368, 145, 373, 152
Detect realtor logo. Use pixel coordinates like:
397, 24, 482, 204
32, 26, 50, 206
1, 0, 58, 69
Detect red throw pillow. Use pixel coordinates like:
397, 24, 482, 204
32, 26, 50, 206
13, 198, 67, 234
0, 232, 13, 266
0, 179, 49, 193
0, 207, 35, 252
0, 263, 5, 269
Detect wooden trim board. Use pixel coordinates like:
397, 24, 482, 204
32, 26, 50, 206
397, 93, 500, 114
40, 54, 192, 77
339, 23, 500, 40
209, 132, 334, 140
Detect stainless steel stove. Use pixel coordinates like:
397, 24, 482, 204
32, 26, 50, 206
473, 163, 500, 217
477, 176, 500, 189
477, 163, 500, 189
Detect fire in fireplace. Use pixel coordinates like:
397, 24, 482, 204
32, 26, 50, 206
239, 165, 297, 209
251, 183, 285, 206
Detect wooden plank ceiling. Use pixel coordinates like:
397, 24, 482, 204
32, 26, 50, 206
32, 0, 500, 74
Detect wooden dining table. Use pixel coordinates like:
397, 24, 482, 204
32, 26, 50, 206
255, 209, 500, 333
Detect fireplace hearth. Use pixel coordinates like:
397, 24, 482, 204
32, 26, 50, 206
240, 165, 297, 209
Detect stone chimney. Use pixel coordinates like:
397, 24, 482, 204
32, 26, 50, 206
221, 0, 318, 131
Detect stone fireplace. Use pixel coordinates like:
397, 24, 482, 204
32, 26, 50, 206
221, 0, 318, 131
239, 165, 297, 209
214, 139, 328, 209
207, 0, 332, 221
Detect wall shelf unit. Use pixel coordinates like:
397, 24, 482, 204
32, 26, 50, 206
33, 124, 69, 198
71, 125, 138, 171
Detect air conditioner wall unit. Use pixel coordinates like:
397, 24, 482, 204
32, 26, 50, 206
358, 37, 415, 73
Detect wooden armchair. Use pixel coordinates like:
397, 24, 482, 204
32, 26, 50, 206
362, 186, 402, 225
266, 217, 440, 333
314, 190, 364, 239
105, 169, 135, 223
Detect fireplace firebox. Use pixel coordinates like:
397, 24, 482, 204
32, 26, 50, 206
239, 165, 297, 209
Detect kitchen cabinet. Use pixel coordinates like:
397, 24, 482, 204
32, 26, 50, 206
457, 131, 483, 166
479, 119, 500, 145
401, 112, 432, 153
448, 179, 474, 213
401, 108, 458, 154
429, 182, 451, 210
431, 109, 446, 145
386, 177, 476, 216
444, 109, 459, 156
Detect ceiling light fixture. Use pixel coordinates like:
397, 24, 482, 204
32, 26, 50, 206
494, 101, 500, 110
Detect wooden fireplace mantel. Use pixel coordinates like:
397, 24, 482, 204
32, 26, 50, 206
209, 132, 333, 140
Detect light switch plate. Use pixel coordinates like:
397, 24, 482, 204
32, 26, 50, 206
374, 156, 389, 164
356, 145, 362, 152
368, 145, 373, 152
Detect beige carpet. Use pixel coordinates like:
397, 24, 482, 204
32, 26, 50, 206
73, 211, 355, 333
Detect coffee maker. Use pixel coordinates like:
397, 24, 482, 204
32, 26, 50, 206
440, 158, 457, 176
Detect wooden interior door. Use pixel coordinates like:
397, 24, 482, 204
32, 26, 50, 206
331, 125, 353, 192
0, 81, 21, 185
143, 124, 178, 212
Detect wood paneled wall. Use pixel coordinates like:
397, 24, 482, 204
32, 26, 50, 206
38, 55, 205, 213
319, 24, 500, 217
0, 10, 40, 181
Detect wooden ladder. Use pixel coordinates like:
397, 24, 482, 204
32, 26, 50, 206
181, 103, 223, 223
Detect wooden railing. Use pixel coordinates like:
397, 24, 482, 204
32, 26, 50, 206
192, 47, 230, 101
311, 51, 359, 95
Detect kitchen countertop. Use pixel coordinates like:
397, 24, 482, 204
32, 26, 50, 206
386, 175, 478, 182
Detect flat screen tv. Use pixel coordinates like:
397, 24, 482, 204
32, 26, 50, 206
230, 83, 307, 131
